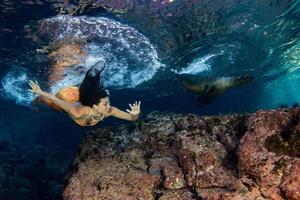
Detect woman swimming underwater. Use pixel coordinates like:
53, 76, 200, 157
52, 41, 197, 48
28, 61, 141, 126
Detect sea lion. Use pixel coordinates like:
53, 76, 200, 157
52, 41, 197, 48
179, 74, 252, 106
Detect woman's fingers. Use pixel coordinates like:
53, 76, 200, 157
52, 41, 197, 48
126, 109, 132, 114
29, 80, 37, 88
28, 80, 42, 94
29, 82, 36, 90
132, 101, 141, 107
129, 101, 141, 112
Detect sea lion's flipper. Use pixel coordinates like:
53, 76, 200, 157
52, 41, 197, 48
197, 94, 218, 106
196, 85, 218, 106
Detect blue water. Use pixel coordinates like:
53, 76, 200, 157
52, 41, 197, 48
0, 0, 299, 199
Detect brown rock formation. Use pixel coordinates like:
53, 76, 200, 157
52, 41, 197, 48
47, 43, 86, 84
238, 109, 300, 200
63, 109, 300, 200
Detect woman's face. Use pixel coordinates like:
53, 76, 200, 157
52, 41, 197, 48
96, 97, 111, 115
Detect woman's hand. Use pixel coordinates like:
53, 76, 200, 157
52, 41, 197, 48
28, 80, 43, 95
126, 101, 141, 116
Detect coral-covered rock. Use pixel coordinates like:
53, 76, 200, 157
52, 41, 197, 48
238, 109, 300, 200
148, 157, 186, 190
63, 109, 300, 200
63, 128, 160, 200
159, 189, 195, 200
63, 159, 160, 200
222, 186, 264, 200
48, 43, 85, 67
280, 160, 300, 200
175, 114, 238, 198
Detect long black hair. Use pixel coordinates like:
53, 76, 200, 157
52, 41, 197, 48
79, 60, 109, 107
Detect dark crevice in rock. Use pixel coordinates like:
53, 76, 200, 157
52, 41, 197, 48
215, 134, 222, 143
279, 185, 289, 200
174, 123, 180, 132
153, 169, 164, 200
173, 153, 201, 199
145, 151, 154, 174
265, 112, 300, 157
248, 174, 260, 186
222, 150, 238, 172
96, 182, 102, 193
216, 116, 249, 171
235, 116, 249, 140
190, 187, 202, 200
174, 153, 192, 185
273, 157, 289, 175
281, 112, 299, 141
200, 186, 232, 190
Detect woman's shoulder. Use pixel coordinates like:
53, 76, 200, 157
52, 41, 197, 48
69, 103, 90, 119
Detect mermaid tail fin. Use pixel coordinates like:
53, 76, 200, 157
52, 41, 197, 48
87, 60, 105, 77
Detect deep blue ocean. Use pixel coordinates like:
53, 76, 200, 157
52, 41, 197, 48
0, 0, 299, 199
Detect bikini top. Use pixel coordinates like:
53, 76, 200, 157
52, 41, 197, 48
84, 107, 105, 126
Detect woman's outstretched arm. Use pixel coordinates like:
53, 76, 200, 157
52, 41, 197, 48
110, 101, 141, 121
28, 80, 81, 117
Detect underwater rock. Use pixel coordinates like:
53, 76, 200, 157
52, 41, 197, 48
238, 108, 300, 200
149, 157, 187, 190
47, 43, 86, 84
174, 114, 239, 198
63, 127, 161, 200
63, 108, 299, 200
159, 189, 196, 200
48, 43, 86, 68
280, 160, 300, 200
94, 0, 134, 14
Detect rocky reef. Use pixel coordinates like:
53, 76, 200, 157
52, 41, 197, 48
63, 108, 300, 200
